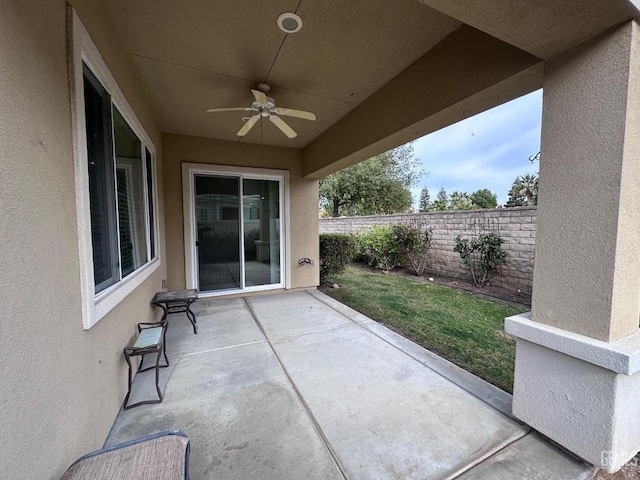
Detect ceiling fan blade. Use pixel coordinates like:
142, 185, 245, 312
206, 107, 253, 113
237, 115, 260, 136
273, 108, 316, 121
251, 89, 268, 106
269, 115, 297, 138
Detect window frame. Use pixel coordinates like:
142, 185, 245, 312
69, 8, 160, 329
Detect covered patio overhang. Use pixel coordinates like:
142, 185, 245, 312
100, 0, 639, 179
94, 0, 640, 472
97, 0, 640, 469
4, 0, 640, 476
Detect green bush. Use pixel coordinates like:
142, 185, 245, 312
393, 224, 433, 276
454, 233, 508, 286
319, 233, 357, 282
357, 225, 401, 272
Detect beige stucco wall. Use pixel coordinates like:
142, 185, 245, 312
0, 1, 166, 478
532, 20, 640, 342
162, 133, 320, 292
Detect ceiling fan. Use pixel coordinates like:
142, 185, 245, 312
206, 83, 316, 139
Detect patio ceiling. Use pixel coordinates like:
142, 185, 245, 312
105, 0, 460, 148
104, 0, 639, 174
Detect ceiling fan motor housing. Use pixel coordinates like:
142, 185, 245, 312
257, 83, 271, 94
252, 99, 276, 114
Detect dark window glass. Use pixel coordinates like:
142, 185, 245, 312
195, 175, 241, 291
83, 64, 117, 292
82, 64, 155, 293
113, 108, 147, 278
145, 148, 156, 259
243, 179, 281, 287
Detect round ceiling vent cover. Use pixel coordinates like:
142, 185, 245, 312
277, 12, 303, 33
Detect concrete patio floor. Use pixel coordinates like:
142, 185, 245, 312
107, 290, 596, 479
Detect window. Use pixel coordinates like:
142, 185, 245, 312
146, 148, 156, 260
113, 107, 149, 279
70, 9, 160, 328
83, 66, 118, 292
83, 64, 156, 293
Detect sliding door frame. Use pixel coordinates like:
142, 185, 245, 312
182, 163, 291, 297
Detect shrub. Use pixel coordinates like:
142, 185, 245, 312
454, 233, 508, 286
319, 233, 356, 282
357, 225, 401, 272
393, 224, 433, 276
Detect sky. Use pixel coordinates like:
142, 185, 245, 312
411, 89, 543, 205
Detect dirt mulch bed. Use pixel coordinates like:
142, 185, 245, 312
595, 464, 640, 479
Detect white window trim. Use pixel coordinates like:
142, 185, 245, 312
182, 163, 291, 297
68, 8, 160, 329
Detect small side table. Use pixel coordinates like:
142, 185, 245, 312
123, 321, 169, 409
152, 289, 198, 334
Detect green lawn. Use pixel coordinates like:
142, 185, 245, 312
325, 265, 527, 393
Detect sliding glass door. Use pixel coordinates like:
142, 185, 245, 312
191, 171, 283, 294
242, 179, 280, 287
195, 175, 241, 291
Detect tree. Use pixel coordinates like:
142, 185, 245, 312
518, 174, 538, 206
319, 143, 423, 217
449, 191, 474, 210
506, 174, 538, 207
505, 182, 525, 207
470, 188, 498, 209
418, 186, 431, 212
431, 188, 448, 211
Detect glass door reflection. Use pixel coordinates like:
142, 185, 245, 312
195, 175, 241, 291
242, 179, 281, 287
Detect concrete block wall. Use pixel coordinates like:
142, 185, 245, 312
320, 207, 536, 293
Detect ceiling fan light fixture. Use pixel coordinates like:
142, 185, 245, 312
207, 85, 316, 139
277, 12, 303, 33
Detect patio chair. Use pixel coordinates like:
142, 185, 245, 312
59, 430, 190, 480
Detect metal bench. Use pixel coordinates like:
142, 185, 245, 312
123, 321, 169, 409
59, 430, 190, 480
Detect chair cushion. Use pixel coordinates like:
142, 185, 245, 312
60, 431, 189, 480
133, 327, 163, 349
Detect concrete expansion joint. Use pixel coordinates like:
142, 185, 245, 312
167, 339, 268, 359
304, 290, 368, 323
242, 298, 349, 479
448, 432, 534, 480
264, 321, 364, 344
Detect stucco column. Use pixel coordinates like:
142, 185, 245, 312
532, 21, 640, 342
505, 19, 640, 473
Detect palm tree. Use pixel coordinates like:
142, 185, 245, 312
514, 174, 538, 206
